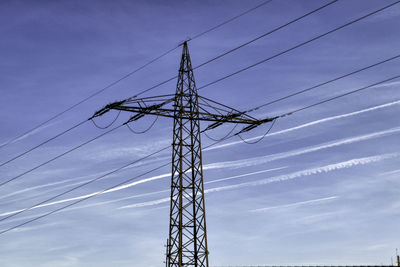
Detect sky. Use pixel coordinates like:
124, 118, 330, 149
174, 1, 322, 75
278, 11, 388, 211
0, 0, 400, 266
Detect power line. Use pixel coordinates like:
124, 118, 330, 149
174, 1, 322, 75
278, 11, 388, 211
0, 119, 88, 168
0, 0, 272, 151
197, 0, 400, 91
0, 162, 171, 236
193, 0, 338, 70
190, 0, 274, 41
0, 123, 124, 188
244, 53, 400, 113
279, 74, 400, 117
0, 146, 170, 223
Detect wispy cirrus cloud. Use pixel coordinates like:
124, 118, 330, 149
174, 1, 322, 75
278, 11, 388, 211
118, 153, 399, 210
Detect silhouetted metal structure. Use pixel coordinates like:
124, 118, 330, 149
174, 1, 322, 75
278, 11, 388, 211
93, 42, 275, 266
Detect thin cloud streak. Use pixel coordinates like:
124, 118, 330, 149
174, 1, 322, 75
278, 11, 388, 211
0, 121, 60, 147
205, 153, 399, 194
379, 169, 400, 176
205, 167, 287, 184
249, 196, 338, 212
118, 153, 399, 210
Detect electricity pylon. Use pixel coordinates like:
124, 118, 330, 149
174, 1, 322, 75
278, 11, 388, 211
93, 42, 275, 266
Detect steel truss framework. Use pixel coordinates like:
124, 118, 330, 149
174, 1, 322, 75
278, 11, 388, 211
92, 42, 275, 267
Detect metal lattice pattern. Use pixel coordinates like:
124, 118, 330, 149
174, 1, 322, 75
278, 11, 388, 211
167, 43, 209, 267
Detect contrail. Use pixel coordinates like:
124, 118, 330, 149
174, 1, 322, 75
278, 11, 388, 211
205, 153, 399, 194
0, 121, 59, 147
117, 153, 398, 210
249, 196, 338, 212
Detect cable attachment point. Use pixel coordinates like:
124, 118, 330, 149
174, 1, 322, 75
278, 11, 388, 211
124, 113, 145, 124
178, 38, 192, 47
204, 112, 241, 131
235, 116, 277, 135
90, 100, 126, 119
235, 124, 260, 135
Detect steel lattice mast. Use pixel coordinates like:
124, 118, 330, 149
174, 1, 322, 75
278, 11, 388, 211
167, 42, 209, 266
92, 41, 276, 267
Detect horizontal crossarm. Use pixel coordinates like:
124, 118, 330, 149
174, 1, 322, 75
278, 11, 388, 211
91, 94, 277, 132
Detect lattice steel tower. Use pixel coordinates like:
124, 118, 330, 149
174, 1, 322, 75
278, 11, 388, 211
167, 42, 209, 266
92, 42, 275, 267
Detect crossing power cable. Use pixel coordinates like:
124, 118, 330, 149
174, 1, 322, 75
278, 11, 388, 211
243, 53, 400, 113
0, 123, 124, 188
190, 0, 274, 41
0, 162, 171, 236
0, 119, 88, 169
196, 0, 400, 91
278, 74, 400, 118
1, 72, 399, 234
0, 0, 274, 151
193, 0, 338, 70
0, 146, 170, 224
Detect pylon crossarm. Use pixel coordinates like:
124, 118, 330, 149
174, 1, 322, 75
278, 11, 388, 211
119, 107, 267, 125
92, 94, 271, 127
90, 94, 176, 119
197, 95, 259, 121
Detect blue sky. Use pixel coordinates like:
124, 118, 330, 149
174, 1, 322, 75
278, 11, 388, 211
0, 0, 399, 266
